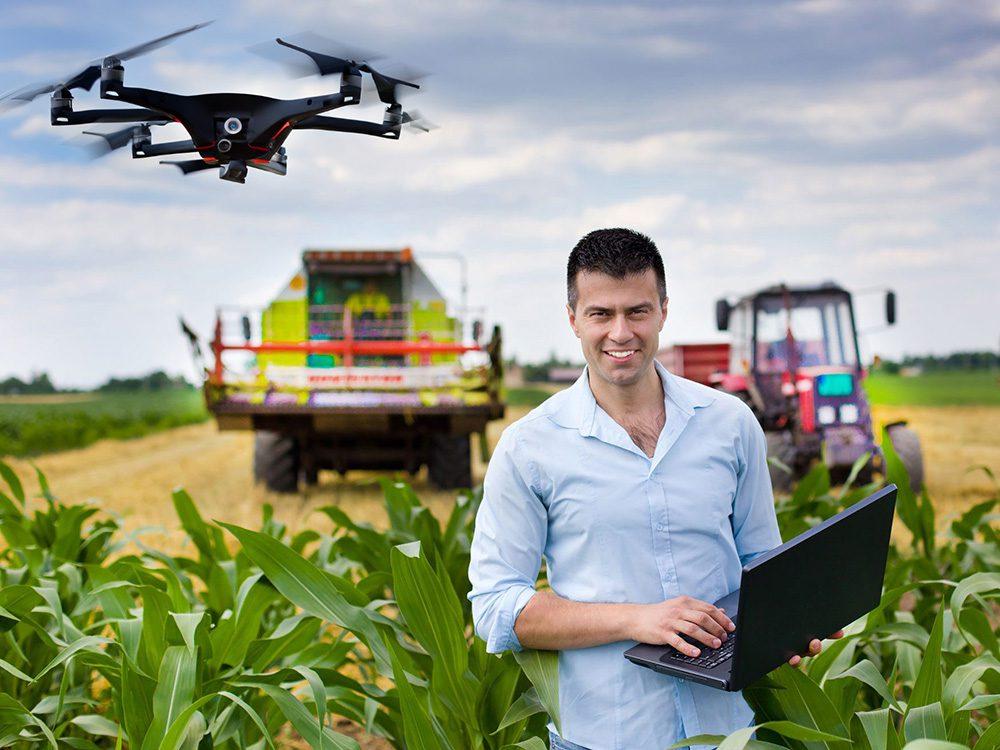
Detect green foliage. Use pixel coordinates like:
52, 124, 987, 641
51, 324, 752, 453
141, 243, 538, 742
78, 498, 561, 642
0, 390, 208, 458
863, 371, 1000, 406
0, 425, 995, 748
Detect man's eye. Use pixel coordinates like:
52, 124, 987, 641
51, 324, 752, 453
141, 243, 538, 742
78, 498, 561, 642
590, 311, 608, 318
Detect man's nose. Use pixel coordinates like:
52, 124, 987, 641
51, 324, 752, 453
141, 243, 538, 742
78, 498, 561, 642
609, 314, 632, 342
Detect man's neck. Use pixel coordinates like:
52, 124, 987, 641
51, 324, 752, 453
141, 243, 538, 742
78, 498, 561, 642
588, 364, 664, 421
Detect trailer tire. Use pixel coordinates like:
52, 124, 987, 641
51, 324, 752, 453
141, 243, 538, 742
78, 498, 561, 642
766, 432, 796, 494
428, 434, 472, 490
254, 431, 300, 493
886, 422, 924, 494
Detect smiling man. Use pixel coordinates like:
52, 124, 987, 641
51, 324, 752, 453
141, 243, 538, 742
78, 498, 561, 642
468, 228, 837, 750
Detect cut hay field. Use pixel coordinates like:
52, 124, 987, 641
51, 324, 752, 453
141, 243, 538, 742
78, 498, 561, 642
3, 400, 997, 557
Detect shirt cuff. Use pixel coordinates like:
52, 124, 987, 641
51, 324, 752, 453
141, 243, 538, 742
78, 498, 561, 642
486, 585, 537, 654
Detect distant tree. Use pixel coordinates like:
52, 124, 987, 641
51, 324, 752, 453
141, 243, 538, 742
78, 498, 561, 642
0, 371, 58, 395
95, 370, 193, 393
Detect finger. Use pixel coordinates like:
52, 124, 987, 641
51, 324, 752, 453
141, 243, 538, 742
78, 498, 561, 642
676, 620, 723, 649
690, 600, 736, 633
831, 630, 845, 639
789, 654, 801, 666
685, 609, 727, 641
669, 632, 701, 657
809, 639, 822, 654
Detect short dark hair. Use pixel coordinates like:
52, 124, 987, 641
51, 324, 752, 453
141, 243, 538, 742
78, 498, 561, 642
567, 228, 666, 309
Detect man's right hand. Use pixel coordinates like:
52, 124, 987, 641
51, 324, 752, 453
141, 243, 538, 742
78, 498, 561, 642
629, 596, 736, 656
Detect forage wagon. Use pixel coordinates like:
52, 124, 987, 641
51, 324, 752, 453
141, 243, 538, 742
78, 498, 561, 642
183, 248, 505, 492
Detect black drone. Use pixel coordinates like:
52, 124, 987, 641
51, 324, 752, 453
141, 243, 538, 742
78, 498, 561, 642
0, 23, 429, 183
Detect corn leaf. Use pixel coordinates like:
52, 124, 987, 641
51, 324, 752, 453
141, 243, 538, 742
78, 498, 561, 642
904, 702, 947, 742
828, 659, 902, 712
258, 683, 359, 750
140, 645, 197, 750
908, 607, 944, 710
390, 541, 473, 722
514, 648, 561, 736
899, 741, 969, 749
942, 653, 1000, 713
950, 572, 1000, 635
0, 460, 25, 505
219, 522, 390, 672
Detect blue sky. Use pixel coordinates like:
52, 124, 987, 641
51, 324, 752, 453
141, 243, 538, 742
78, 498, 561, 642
1, 0, 997, 387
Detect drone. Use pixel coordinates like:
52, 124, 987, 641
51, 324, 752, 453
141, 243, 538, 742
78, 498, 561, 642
0, 23, 429, 183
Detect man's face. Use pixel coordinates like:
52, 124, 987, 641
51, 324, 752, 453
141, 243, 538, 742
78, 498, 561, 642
567, 269, 668, 389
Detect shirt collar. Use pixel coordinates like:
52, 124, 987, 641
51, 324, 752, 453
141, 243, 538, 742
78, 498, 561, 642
549, 358, 715, 436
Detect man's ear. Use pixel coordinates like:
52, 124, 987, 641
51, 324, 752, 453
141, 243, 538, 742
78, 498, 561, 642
567, 303, 580, 338
658, 296, 669, 332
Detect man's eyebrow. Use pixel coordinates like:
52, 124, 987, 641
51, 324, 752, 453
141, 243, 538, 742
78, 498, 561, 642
628, 303, 653, 312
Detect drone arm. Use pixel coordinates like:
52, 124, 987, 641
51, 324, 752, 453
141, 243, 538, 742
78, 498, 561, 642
295, 114, 398, 139
51, 107, 169, 125
131, 139, 199, 158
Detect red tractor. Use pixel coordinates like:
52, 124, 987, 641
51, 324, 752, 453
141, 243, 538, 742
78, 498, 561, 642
659, 282, 923, 492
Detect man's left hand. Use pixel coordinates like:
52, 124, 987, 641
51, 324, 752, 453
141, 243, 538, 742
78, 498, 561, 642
788, 630, 844, 666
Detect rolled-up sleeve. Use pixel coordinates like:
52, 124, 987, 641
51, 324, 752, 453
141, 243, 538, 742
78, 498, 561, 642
468, 425, 547, 653
732, 406, 783, 566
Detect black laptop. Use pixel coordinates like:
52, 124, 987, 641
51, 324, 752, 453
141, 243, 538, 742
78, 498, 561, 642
624, 484, 897, 691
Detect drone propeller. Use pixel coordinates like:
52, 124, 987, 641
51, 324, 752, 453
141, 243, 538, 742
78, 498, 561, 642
82, 120, 170, 156
359, 64, 420, 106
160, 159, 216, 175
0, 22, 212, 110
402, 109, 435, 133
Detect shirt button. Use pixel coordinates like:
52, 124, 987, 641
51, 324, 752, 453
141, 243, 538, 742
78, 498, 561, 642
656, 523, 665, 532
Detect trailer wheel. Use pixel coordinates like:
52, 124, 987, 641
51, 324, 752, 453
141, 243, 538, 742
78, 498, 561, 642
428, 434, 472, 490
254, 431, 300, 493
886, 422, 924, 494
765, 432, 796, 494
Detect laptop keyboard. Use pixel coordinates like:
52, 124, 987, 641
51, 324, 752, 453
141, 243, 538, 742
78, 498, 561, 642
664, 634, 736, 669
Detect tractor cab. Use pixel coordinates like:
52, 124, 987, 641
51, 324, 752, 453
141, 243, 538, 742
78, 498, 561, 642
714, 282, 913, 488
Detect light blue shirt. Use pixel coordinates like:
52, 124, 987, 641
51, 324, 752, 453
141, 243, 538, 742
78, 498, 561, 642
468, 360, 782, 750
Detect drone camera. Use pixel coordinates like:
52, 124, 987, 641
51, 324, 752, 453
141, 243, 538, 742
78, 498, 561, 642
220, 160, 248, 184
223, 117, 243, 135
217, 138, 233, 153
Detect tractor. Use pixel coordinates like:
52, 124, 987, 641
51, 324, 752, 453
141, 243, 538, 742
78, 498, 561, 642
659, 282, 923, 492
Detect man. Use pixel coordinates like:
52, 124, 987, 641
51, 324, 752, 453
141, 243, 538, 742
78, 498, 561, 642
468, 229, 840, 750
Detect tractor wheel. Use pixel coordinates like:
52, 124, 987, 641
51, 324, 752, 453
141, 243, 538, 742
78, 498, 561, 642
253, 431, 300, 493
428, 433, 473, 490
765, 432, 797, 494
886, 423, 924, 494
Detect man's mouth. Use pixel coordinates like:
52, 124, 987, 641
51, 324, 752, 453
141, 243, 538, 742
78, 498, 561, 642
604, 349, 638, 361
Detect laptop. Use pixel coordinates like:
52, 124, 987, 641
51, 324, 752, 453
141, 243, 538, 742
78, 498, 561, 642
624, 484, 897, 691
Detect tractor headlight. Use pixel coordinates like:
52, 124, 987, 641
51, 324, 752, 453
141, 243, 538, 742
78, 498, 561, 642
817, 405, 837, 425
840, 404, 859, 423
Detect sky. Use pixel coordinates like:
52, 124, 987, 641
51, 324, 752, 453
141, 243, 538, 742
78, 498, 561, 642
0, 0, 997, 388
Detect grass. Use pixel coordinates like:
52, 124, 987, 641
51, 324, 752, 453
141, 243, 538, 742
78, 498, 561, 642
863, 370, 1000, 406
504, 386, 554, 407
0, 389, 209, 458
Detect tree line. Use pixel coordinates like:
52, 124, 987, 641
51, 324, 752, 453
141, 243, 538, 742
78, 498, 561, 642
0, 370, 193, 395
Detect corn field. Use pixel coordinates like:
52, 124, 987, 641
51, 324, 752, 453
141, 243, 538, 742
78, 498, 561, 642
0, 427, 996, 749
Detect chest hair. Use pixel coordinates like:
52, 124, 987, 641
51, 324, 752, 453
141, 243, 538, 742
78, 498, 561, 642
619, 409, 666, 458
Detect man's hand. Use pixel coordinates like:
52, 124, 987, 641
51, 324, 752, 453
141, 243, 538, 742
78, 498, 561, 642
787, 630, 845, 666
630, 595, 736, 656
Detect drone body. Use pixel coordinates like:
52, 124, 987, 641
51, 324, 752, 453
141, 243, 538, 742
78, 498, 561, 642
2, 24, 429, 183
